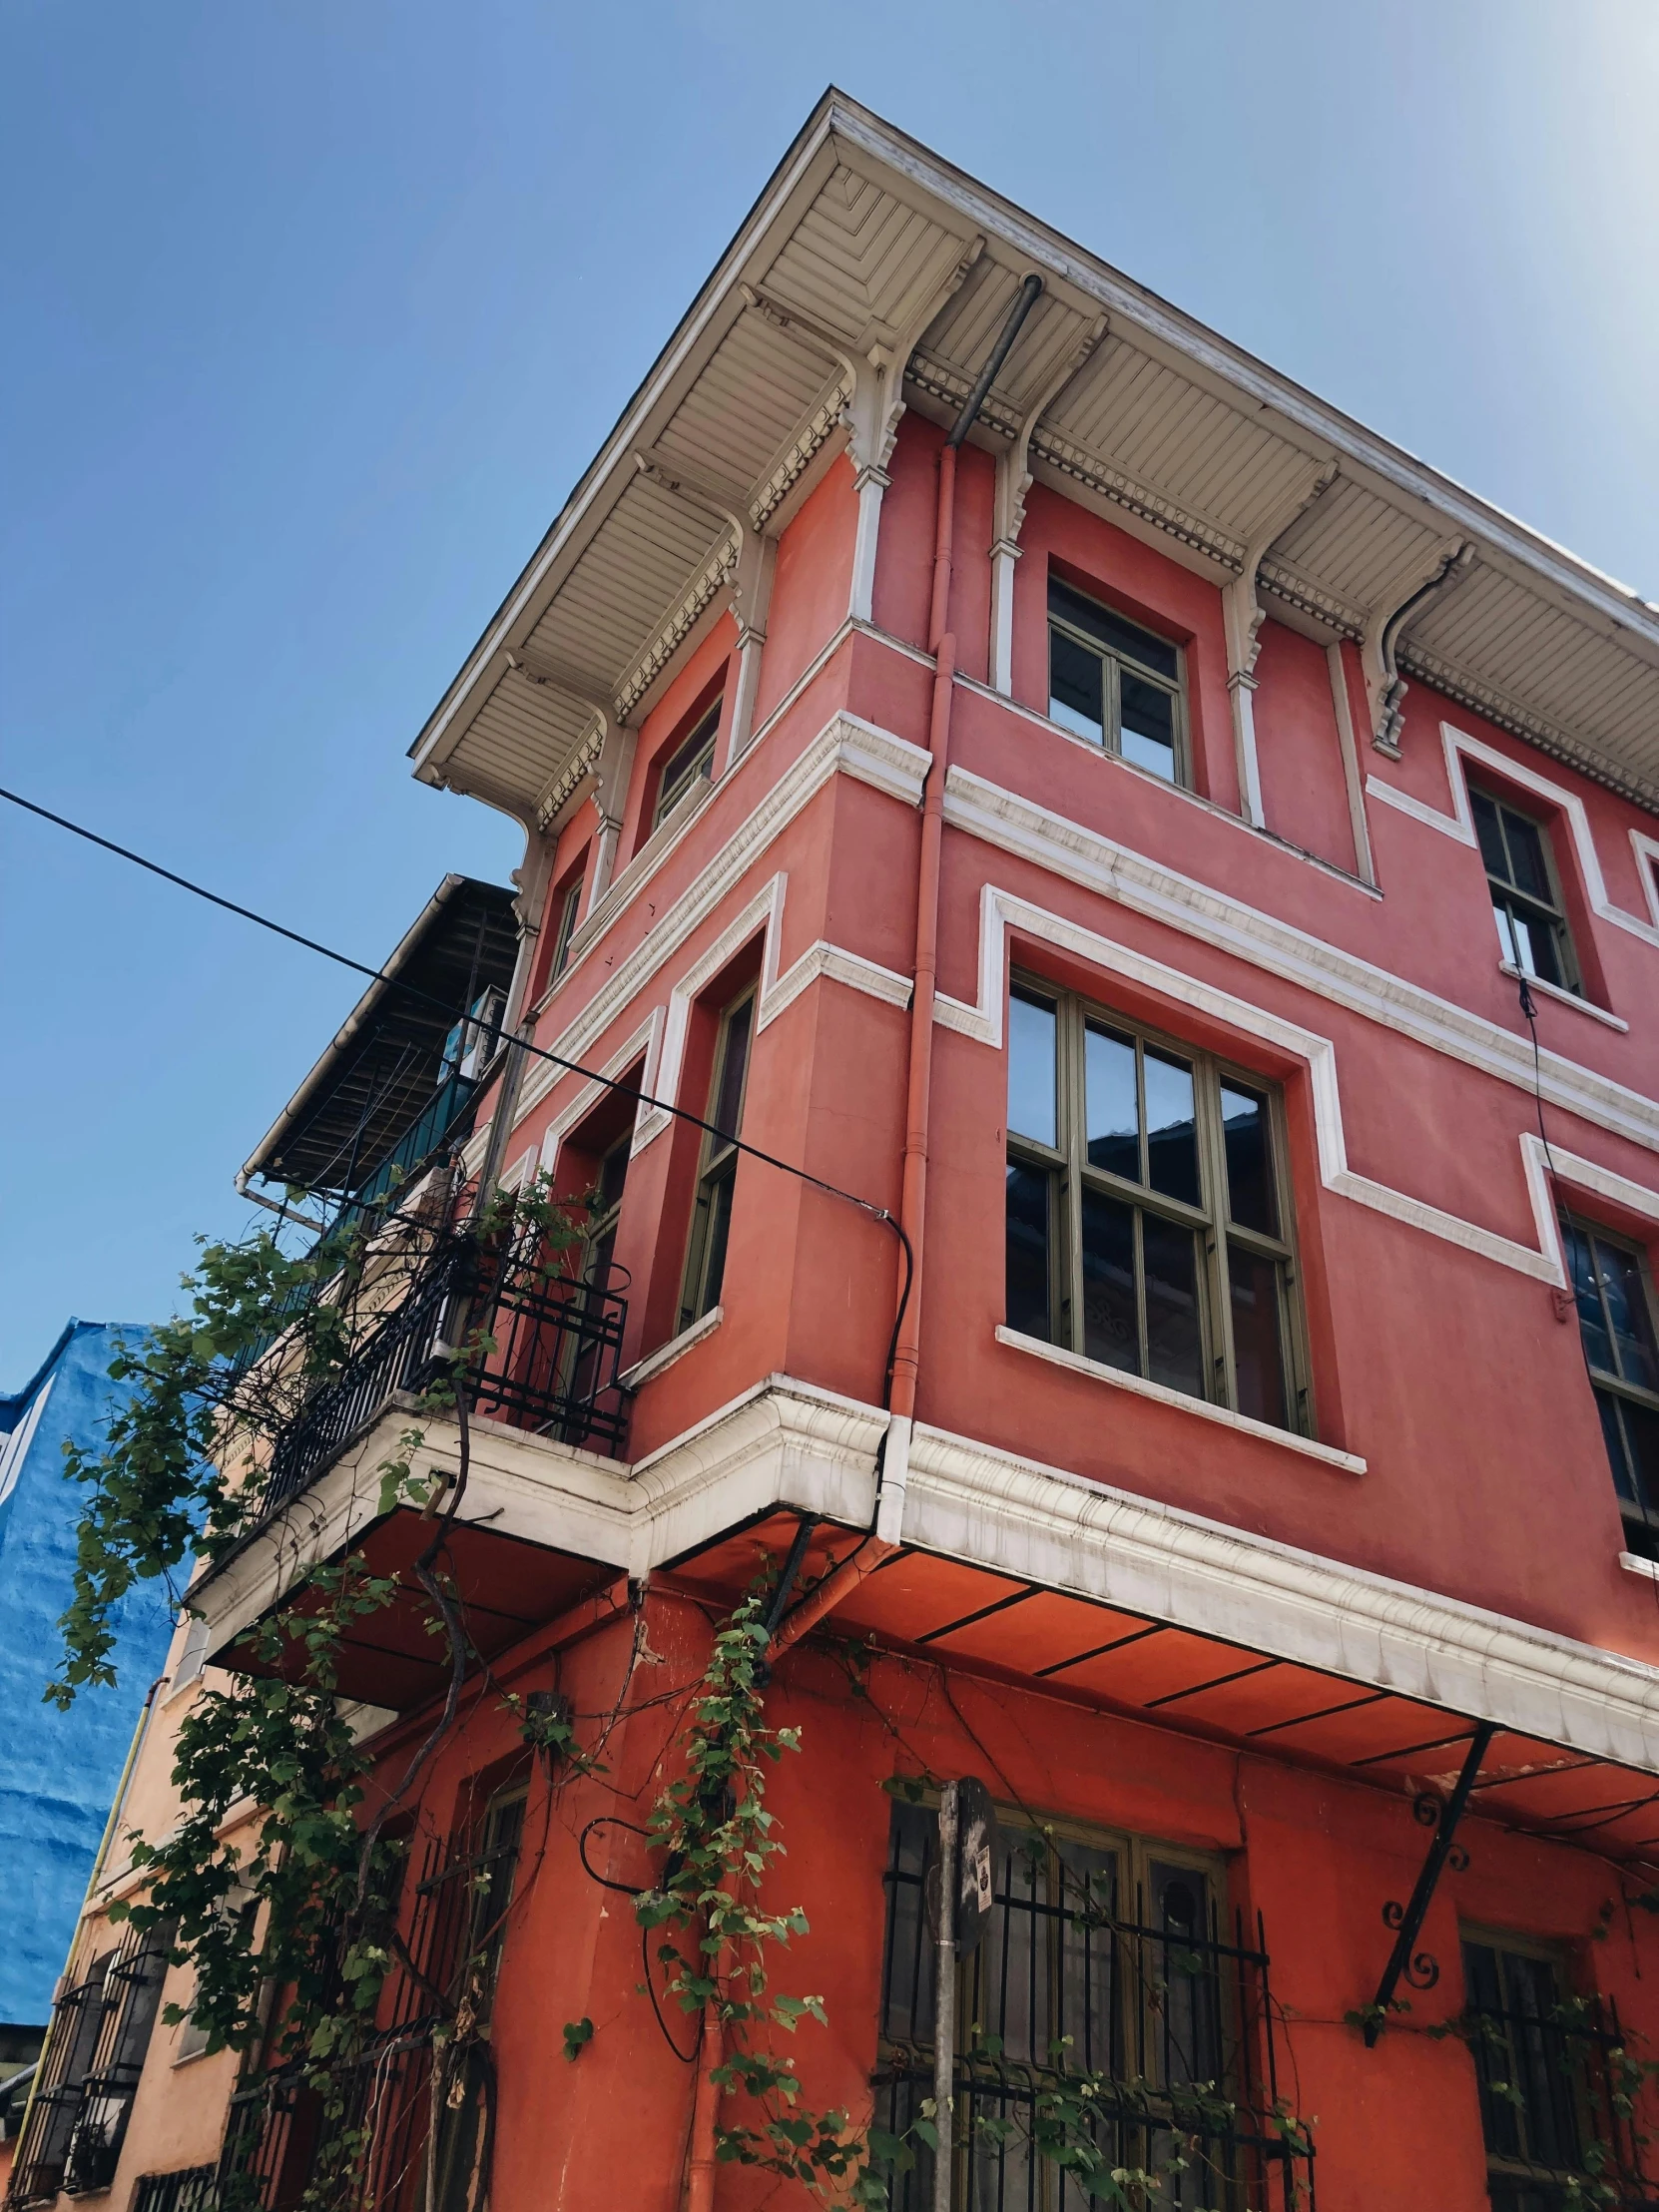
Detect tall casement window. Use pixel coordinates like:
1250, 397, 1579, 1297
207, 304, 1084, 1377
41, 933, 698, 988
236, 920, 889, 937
875, 1798, 1304, 2209
1563, 1215, 1659, 1558
679, 987, 755, 1330
651, 699, 721, 833
1005, 983, 1305, 1432
1460, 1934, 1646, 2209
1469, 784, 1579, 993
546, 873, 583, 986
1047, 578, 1186, 786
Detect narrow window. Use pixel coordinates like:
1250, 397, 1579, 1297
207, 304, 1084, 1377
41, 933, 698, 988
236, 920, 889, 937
547, 875, 582, 985
651, 701, 721, 833
680, 988, 755, 1330
874, 1799, 1292, 2208
1047, 578, 1186, 786
1562, 1215, 1659, 1559
1005, 982, 1305, 1432
1469, 785, 1578, 993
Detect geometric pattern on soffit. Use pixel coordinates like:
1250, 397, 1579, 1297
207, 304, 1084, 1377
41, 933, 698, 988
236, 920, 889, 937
414, 92, 1659, 821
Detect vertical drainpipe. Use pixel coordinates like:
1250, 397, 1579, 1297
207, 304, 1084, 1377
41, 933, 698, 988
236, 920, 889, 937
767, 274, 1045, 1653
681, 276, 1044, 2212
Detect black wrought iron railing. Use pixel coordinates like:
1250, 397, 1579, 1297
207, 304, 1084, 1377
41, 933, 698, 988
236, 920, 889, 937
249, 1230, 629, 1530
131, 2165, 220, 2212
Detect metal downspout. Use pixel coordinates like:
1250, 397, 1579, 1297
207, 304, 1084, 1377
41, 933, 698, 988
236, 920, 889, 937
767, 274, 1045, 1663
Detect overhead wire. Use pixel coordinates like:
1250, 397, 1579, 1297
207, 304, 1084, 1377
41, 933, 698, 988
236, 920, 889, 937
0, 784, 914, 1362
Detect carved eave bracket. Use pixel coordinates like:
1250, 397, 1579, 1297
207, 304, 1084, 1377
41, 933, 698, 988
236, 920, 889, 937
1219, 459, 1340, 824
986, 314, 1109, 694
1364, 541, 1478, 758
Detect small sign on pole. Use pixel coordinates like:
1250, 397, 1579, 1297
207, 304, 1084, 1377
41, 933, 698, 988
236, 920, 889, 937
953, 1776, 996, 1958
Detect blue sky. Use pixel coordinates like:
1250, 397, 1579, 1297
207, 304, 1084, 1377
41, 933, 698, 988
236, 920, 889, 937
2, 0, 1655, 1382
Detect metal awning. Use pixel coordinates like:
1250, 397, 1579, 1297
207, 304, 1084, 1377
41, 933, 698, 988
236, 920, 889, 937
243, 875, 519, 1196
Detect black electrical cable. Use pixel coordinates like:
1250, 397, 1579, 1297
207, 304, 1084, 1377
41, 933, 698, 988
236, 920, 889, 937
1, 784, 916, 1313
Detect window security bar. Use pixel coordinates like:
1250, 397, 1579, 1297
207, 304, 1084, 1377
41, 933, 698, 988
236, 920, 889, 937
130, 2166, 219, 2212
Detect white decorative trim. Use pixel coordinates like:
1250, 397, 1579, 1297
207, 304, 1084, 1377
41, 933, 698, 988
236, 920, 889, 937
762, 940, 912, 1028
947, 884, 1572, 1282
512, 713, 930, 1136
197, 1375, 1659, 1774
533, 1016, 662, 1178
995, 1327, 1367, 1472
1620, 1553, 1659, 1584
941, 767, 1659, 1157
614, 535, 740, 725
1520, 1133, 1659, 1288
1497, 962, 1627, 1030
1367, 721, 1659, 950
620, 1307, 724, 1390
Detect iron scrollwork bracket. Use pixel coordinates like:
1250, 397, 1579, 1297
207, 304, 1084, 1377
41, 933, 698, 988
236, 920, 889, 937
1363, 1724, 1495, 2046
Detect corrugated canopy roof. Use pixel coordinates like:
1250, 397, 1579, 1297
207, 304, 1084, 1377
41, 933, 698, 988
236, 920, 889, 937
408, 91, 1659, 825
244, 876, 518, 1197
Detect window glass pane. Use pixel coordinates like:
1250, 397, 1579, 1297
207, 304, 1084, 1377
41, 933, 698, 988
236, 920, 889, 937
1118, 673, 1177, 782
1081, 1190, 1136, 1372
1230, 1246, 1287, 1428
1053, 1839, 1118, 2075
1143, 1050, 1199, 1208
1596, 1241, 1659, 1391
1491, 896, 1520, 968
1143, 1214, 1203, 1396
1220, 1083, 1276, 1235
981, 1829, 1047, 2067
1005, 1163, 1052, 1342
1509, 904, 1565, 989
1048, 627, 1105, 742
880, 1803, 935, 2045
1621, 1396, 1659, 1520
654, 708, 718, 827
712, 998, 753, 1140
698, 1167, 736, 1317
1566, 1224, 1614, 1373
1147, 1863, 1221, 2088
1501, 808, 1553, 904
1049, 580, 1179, 681
1008, 993, 1057, 1147
1470, 789, 1508, 881
1085, 1024, 1139, 1180
1596, 1386, 1637, 1503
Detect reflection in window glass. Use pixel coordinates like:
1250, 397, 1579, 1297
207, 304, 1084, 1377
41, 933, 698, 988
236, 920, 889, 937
1085, 1025, 1138, 1180
1081, 1190, 1136, 1373
1143, 1049, 1199, 1208
1563, 1214, 1659, 1560
1143, 1214, 1202, 1395
1119, 673, 1176, 782
1007, 993, 1057, 1147
1005, 1164, 1052, 1343
1220, 1083, 1276, 1236
1229, 1246, 1287, 1427
1048, 628, 1104, 743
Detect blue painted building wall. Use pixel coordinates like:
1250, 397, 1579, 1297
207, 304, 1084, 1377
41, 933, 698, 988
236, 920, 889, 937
0, 1322, 177, 2028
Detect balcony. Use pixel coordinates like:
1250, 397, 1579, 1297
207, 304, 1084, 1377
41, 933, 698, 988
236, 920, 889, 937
252, 1230, 630, 1533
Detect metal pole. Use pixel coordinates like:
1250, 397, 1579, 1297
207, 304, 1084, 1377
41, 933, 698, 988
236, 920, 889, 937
932, 1782, 958, 2212
1363, 1721, 1494, 2045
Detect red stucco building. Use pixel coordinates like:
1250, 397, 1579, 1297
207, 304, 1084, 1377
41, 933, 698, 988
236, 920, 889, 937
17, 91, 1659, 2212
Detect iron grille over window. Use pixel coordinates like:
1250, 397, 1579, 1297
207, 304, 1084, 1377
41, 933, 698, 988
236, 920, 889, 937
7, 1920, 175, 2205
1005, 984, 1307, 1433
131, 2166, 219, 2212
220, 1791, 526, 2212
1047, 579, 1186, 786
1469, 786, 1578, 994
1562, 1215, 1659, 1561
874, 1801, 1311, 2210
1461, 1936, 1654, 2210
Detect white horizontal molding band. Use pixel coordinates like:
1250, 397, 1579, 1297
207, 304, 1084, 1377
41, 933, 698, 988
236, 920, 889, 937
1367, 721, 1659, 948
505, 711, 928, 1141
940, 764, 1659, 1156
196, 1377, 1659, 1776
938, 882, 1659, 1285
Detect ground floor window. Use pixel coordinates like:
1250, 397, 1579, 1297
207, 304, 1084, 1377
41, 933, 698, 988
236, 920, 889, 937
1461, 1932, 1650, 2210
875, 1796, 1307, 2209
